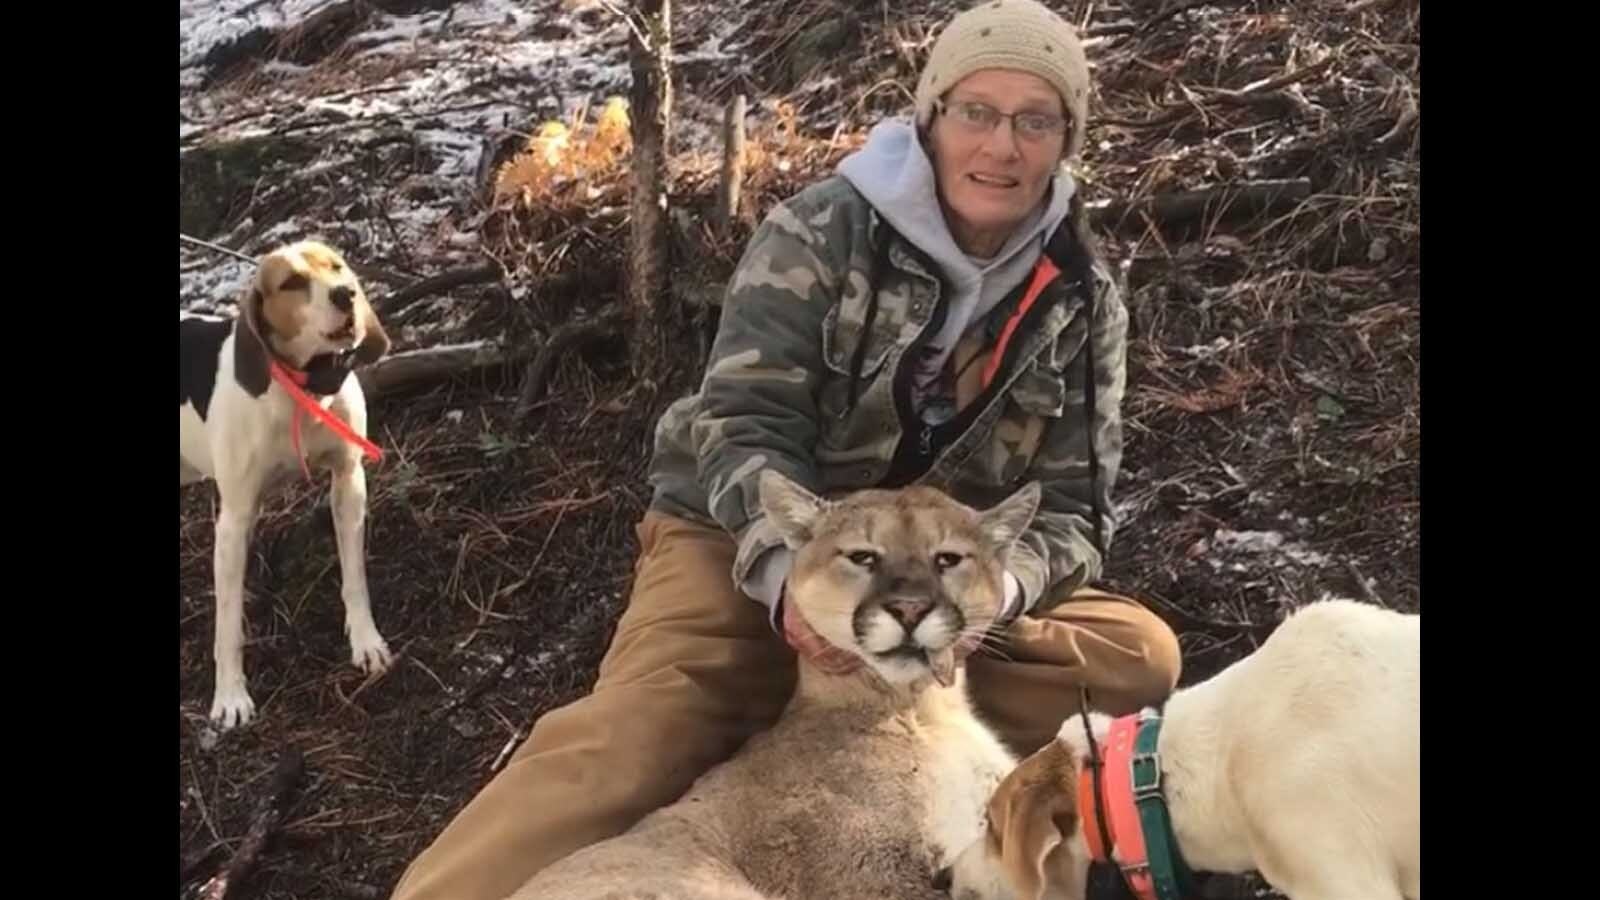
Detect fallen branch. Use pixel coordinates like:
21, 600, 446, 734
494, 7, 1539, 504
357, 339, 530, 400
196, 749, 305, 900
514, 304, 627, 424
1089, 177, 1313, 232
375, 260, 503, 317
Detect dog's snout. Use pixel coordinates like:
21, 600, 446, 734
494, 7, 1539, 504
329, 285, 355, 313
885, 597, 933, 629
932, 865, 952, 891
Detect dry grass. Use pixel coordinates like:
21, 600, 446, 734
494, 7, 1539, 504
491, 96, 634, 212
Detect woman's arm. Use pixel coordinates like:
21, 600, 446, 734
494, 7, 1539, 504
690, 198, 847, 605
1006, 266, 1129, 616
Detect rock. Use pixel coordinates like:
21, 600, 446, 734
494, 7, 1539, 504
180, 135, 317, 237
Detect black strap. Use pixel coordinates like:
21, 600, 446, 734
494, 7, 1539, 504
1082, 288, 1104, 553
1079, 686, 1118, 866
1044, 214, 1107, 557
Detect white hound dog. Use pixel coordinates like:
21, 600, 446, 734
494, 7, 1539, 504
948, 597, 1420, 900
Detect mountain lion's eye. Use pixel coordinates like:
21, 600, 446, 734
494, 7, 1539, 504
934, 552, 964, 571
847, 550, 879, 568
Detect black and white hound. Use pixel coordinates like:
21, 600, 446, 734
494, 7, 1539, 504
180, 240, 393, 729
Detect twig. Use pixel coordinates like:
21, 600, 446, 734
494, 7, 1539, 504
490, 728, 525, 773
179, 841, 227, 885
1376, 105, 1418, 153
375, 260, 504, 317
180, 234, 415, 288
180, 234, 257, 265
1343, 559, 1386, 607
275, 868, 383, 900
717, 94, 747, 234
595, 0, 653, 51
1206, 56, 1337, 103
514, 304, 626, 424
195, 749, 306, 900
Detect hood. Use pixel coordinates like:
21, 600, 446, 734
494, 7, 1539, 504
836, 118, 1075, 415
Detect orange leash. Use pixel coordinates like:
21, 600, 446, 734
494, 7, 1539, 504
268, 359, 382, 481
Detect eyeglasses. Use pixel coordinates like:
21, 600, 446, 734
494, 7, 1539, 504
934, 99, 1071, 142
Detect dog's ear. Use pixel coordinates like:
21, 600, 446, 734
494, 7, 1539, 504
353, 295, 391, 365
254, 248, 312, 341
257, 249, 309, 297
987, 739, 1082, 900
758, 469, 826, 549
231, 286, 272, 396
979, 480, 1042, 550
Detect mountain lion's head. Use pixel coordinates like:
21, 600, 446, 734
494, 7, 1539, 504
758, 471, 1040, 687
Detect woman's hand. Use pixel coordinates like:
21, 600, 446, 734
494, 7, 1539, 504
780, 594, 863, 675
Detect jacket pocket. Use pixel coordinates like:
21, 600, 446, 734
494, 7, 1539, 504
820, 298, 895, 381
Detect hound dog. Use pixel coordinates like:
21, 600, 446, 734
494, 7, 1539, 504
180, 240, 393, 729
947, 597, 1420, 900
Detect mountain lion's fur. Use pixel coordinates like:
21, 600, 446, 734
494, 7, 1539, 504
503, 473, 1040, 900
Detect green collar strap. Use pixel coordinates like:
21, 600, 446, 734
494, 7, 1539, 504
1130, 711, 1197, 900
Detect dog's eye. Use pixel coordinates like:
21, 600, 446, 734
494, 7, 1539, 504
934, 552, 965, 571
846, 550, 879, 569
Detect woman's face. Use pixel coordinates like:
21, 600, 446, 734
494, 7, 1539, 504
927, 68, 1069, 257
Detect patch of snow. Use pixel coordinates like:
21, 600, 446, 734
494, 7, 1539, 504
178, 0, 751, 317
180, 255, 254, 313
1204, 528, 1331, 571
1177, 336, 1233, 359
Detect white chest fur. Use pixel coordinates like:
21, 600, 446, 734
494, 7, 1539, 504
916, 681, 1018, 868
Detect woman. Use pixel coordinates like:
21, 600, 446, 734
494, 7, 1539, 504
391, 2, 1180, 898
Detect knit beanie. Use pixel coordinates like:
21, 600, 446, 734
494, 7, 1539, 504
913, 0, 1091, 160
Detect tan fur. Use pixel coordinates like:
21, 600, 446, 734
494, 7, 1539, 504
977, 740, 1082, 900
243, 240, 389, 370
501, 474, 1038, 900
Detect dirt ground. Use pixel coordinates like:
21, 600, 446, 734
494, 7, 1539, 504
178, 1, 1420, 897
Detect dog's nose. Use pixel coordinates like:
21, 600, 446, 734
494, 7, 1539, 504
329, 285, 354, 313
932, 865, 952, 891
885, 598, 933, 629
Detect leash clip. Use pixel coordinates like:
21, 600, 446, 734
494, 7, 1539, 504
1130, 751, 1162, 798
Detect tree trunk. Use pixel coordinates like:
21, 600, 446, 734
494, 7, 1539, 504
626, 0, 673, 385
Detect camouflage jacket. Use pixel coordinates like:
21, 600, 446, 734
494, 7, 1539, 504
647, 174, 1127, 618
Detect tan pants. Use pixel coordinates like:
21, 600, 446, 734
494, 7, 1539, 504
390, 512, 1181, 900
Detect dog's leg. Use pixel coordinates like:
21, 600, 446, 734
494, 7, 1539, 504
1247, 811, 1407, 900
331, 455, 392, 674
210, 480, 262, 729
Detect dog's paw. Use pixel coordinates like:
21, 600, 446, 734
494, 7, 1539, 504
350, 628, 393, 674
209, 684, 256, 730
